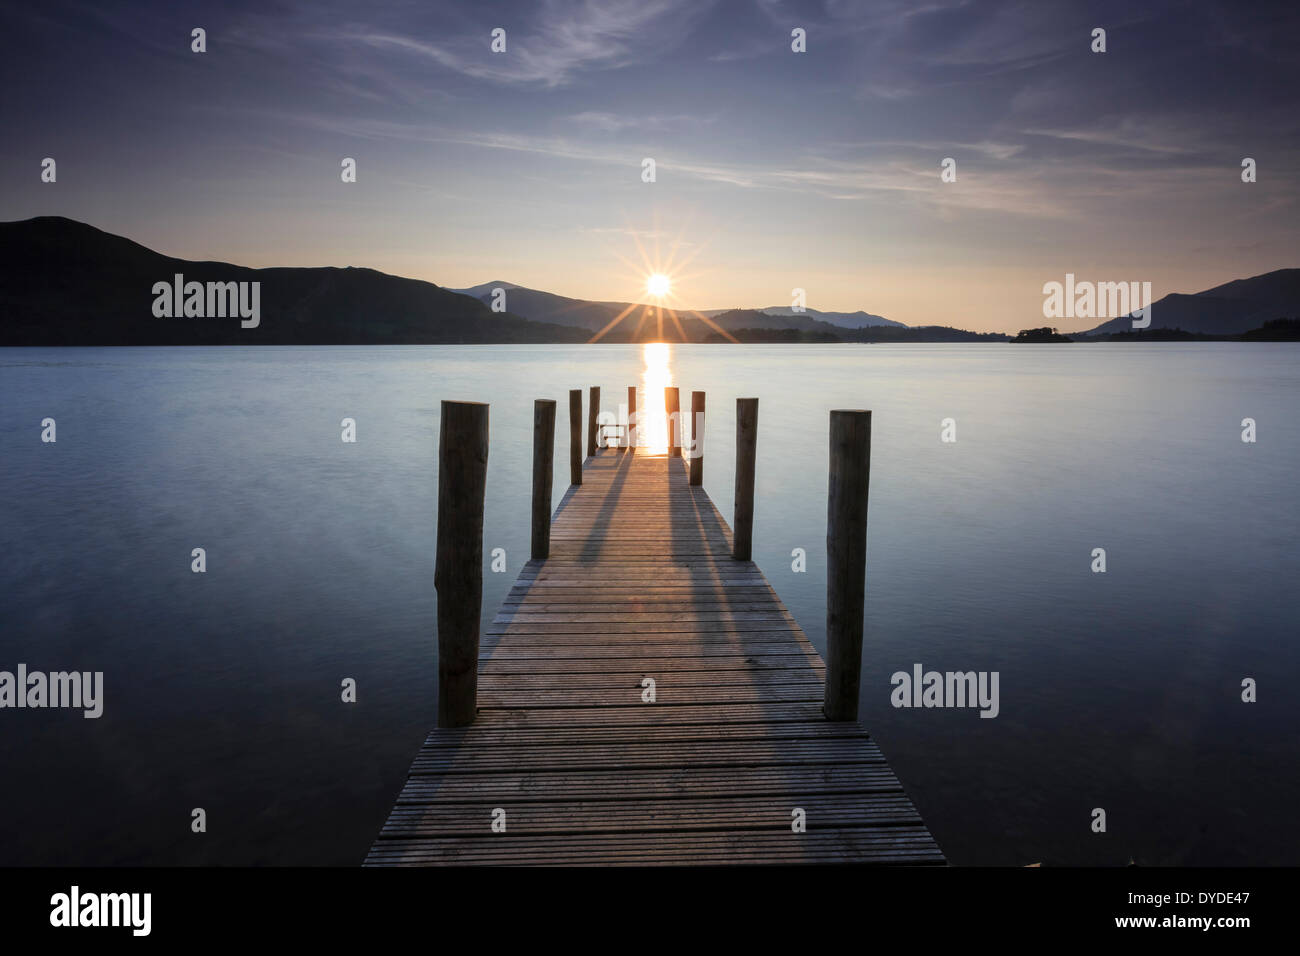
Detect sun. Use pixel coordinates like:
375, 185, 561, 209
646, 273, 671, 298
582, 214, 738, 343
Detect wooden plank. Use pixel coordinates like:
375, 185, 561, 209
473, 686, 825, 708
479, 655, 824, 674
391, 764, 908, 802
378, 794, 922, 836
415, 721, 866, 747
477, 671, 822, 686
409, 738, 887, 774
455, 701, 831, 728
477, 642, 821, 659
366, 828, 944, 866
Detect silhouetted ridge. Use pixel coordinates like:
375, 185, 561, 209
0, 217, 584, 345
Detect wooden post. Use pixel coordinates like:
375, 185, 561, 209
689, 390, 705, 486
627, 385, 637, 450
666, 387, 681, 458
434, 400, 489, 728
733, 398, 758, 561
587, 386, 600, 457
824, 409, 871, 722
568, 389, 582, 485
531, 399, 556, 560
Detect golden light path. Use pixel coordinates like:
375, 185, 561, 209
639, 342, 672, 454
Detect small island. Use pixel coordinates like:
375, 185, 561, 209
1011, 327, 1073, 343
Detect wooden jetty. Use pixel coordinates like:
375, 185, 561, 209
365, 391, 943, 866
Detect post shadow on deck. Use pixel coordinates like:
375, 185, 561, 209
434, 400, 489, 729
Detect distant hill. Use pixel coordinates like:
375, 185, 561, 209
1241, 318, 1300, 340
1081, 318, 1300, 342
450, 283, 635, 333
704, 311, 1009, 343
450, 280, 520, 298
454, 283, 905, 333
705, 327, 842, 343
1079, 269, 1300, 336
0, 218, 585, 345
844, 325, 1008, 343
702, 309, 849, 341
750, 305, 902, 329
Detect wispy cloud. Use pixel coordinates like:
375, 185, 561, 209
564, 111, 717, 132
829, 138, 1027, 161
249, 107, 1084, 217
334, 0, 712, 88
1021, 122, 1199, 156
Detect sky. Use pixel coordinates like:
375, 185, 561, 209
3, 0, 1299, 331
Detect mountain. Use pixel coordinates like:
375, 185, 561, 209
700, 309, 845, 341
751, 305, 902, 328
454, 284, 905, 333
450, 283, 634, 333
1079, 269, 1300, 336
450, 280, 519, 298
703, 311, 1009, 343
0, 218, 585, 345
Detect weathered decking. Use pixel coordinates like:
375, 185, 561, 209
365, 446, 943, 865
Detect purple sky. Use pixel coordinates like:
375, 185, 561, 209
3, 0, 1298, 330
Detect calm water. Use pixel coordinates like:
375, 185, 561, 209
2, 344, 1297, 866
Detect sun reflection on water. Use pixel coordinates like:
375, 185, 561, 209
640, 342, 672, 454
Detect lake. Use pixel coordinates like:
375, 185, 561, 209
1, 343, 1297, 865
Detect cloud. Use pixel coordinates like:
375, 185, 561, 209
336, 0, 712, 88
564, 111, 716, 132
246, 101, 1252, 222
1020, 124, 1195, 156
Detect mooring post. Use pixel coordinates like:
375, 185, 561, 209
434, 400, 489, 729
666, 386, 681, 457
531, 399, 556, 560
587, 386, 600, 457
825, 409, 871, 722
689, 390, 705, 485
627, 385, 637, 450
568, 389, 582, 485
733, 398, 758, 560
